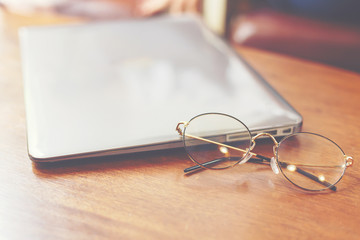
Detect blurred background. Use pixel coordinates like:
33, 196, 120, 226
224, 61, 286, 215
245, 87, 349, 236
1, 0, 360, 72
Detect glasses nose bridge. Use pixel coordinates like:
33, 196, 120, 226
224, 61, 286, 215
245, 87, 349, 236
251, 133, 279, 154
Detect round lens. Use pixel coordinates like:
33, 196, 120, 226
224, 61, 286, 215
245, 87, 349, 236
183, 113, 252, 170
276, 132, 346, 191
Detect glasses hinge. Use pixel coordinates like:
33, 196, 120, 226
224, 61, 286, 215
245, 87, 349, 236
176, 122, 188, 136
345, 155, 353, 167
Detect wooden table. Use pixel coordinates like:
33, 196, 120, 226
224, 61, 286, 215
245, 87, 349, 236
1, 10, 360, 240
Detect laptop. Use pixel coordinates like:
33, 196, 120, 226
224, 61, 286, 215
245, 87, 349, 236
19, 15, 302, 162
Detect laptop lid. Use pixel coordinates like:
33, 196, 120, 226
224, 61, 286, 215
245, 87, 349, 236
20, 15, 302, 162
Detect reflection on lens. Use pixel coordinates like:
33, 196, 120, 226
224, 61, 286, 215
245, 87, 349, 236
183, 113, 252, 169
277, 132, 346, 191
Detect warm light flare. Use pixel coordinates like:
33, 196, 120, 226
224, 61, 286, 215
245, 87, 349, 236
219, 146, 228, 154
287, 165, 297, 172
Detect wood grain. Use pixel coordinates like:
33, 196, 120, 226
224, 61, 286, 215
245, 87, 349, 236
1, 10, 360, 240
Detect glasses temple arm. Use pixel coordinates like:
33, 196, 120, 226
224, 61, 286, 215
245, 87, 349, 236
184, 154, 336, 191
255, 155, 337, 191
184, 158, 229, 173
184, 157, 257, 173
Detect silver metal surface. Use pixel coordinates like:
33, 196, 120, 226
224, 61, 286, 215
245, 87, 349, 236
20, 15, 302, 162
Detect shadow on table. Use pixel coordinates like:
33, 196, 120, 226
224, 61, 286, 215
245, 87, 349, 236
32, 148, 188, 176
32, 145, 358, 195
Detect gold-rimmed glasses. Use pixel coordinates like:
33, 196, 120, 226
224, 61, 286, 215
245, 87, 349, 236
176, 113, 353, 192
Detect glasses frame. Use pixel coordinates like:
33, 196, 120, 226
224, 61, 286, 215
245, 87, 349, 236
176, 112, 354, 192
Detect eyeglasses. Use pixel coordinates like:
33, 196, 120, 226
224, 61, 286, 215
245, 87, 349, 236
176, 113, 354, 192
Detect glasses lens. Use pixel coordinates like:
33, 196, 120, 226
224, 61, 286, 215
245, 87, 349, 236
183, 113, 252, 169
277, 133, 346, 191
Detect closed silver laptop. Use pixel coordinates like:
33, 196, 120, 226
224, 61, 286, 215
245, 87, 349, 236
20, 15, 302, 162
